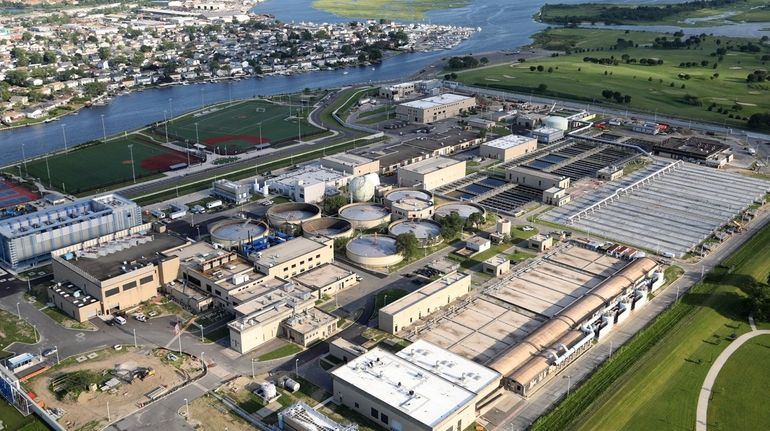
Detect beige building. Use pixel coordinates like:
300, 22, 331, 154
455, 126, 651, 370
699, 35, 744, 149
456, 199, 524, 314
49, 233, 187, 322
331, 340, 501, 431
252, 237, 334, 278
528, 234, 555, 252
321, 154, 380, 176
281, 307, 338, 347
391, 197, 435, 220
542, 187, 571, 206
396, 93, 476, 124
398, 157, 466, 190
293, 263, 358, 300
227, 280, 316, 353
506, 166, 571, 190
479, 135, 537, 161
482, 254, 510, 277
379, 272, 471, 334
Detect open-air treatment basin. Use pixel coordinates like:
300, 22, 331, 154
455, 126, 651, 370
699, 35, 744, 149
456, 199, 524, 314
346, 234, 403, 267
388, 219, 443, 247
434, 202, 485, 220
339, 203, 391, 229
266, 202, 321, 226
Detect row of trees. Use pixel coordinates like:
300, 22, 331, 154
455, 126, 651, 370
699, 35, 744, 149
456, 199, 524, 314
600, 89, 632, 104
447, 56, 488, 70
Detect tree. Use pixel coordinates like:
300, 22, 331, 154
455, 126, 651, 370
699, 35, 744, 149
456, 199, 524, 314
396, 233, 420, 260
438, 212, 465, 240
466, 212, 485, 230
748, 282, 770, 321
98, 47, 111, 60
537, 83, 548, 92
5, 69, 28, 86
322, 195, 347, 215
480, 57, 489, 65
747, 112, 770, 131
83, 82, 107, 97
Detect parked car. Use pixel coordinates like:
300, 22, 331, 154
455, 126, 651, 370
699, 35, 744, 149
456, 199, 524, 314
42, 347, 58, 357
134, 314, 147, 322
114, 316, 127, 325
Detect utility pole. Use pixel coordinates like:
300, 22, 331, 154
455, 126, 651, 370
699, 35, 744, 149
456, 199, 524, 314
21, 143, 27, 175
133, 328, 137, 348
101, 114, 107, 141
45, 154, 51, 188
61, 124, 68, 151
128, 144, 136, 183
163, 110, 169, 143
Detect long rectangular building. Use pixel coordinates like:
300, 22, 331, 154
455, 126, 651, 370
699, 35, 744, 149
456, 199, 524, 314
0, 194, 142, 269
398, 157, 466, 190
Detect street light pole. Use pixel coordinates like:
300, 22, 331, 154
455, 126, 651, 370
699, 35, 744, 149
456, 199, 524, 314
133, 328, 137, 348
101, 114, 107, 141
54, 346, 60, 364
184, 398, 189, 418
16, 302, 21, 319
163, 110, 169, 144
33, 324, 38, 343
45, 153, 52, 188
295, 358, 299, 379
128, 144, 136, 183
61, 124, 67, 151
21, 143, 27, 175
251, 358, 256, 378
169, 98, 173, 118
565, 375, 572, 397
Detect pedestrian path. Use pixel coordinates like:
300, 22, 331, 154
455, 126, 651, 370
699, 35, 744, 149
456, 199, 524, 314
695, 328, 770, 431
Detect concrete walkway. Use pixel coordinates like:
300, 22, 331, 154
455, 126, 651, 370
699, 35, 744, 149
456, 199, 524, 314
695, 329, 770, 431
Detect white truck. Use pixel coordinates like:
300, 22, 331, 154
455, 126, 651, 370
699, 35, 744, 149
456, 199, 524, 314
206, 199, 223, 210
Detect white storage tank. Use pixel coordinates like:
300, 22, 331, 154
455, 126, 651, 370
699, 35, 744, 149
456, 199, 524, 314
283, 377, 300, 392
544, 115, 569, 131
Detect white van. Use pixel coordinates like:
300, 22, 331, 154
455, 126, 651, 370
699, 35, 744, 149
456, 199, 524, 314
114, 316, 127, 325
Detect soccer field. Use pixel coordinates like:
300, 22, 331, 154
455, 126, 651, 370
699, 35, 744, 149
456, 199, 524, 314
24, 136, 197, 194
165, 99, 323, 154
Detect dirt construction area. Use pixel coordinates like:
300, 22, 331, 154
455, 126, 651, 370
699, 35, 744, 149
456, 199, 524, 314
27, 347, 201, 430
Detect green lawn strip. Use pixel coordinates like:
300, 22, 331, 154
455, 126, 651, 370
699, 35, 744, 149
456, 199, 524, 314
201, 325, 230, 343
313, 0, 468, 21
0, 401, 50, 431
222, 386, 266, 414
533, 219, 770, 431
510, 226, 539, 241
375, 288, 409, 312
456, 27, 769, 128
448, 243, 513, 270
41, 306, 95, 330
257, 343, 303, 362
0, 309, 36, 352
707, 333, 770, 430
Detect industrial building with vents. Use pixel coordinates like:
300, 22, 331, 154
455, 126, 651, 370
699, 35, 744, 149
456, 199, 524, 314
331, 339, 501, 431
396, 93, 476, 124
0, 194, 142, 269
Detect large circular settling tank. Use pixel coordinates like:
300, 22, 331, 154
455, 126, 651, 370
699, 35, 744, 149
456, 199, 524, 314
434, 202, 485, 220
209, 219, 268, 249
302, 217, 353, 239
384, 188, 434, 208
339, 203, 391, 230
266, 202, 321, 227
346, 234, 403, 267
388, 219, 443, 247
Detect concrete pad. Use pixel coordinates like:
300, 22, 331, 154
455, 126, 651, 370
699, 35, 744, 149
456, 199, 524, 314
451, 306, 496, 330
583, 262, 618, 277
548, 253, 594, 270
537, 262, 603, 287
516, 271, 585, 296
595, 255, 624, 269
458, 332, 512, 359
429, 319, 474, 341
562, 246, 609, 262
420, 330, 456, 349
487, 288, 559, 316
449, 342, 492, 363
479, 319, 519, 344
471, 298, 508, 320
87, 352, 98, 359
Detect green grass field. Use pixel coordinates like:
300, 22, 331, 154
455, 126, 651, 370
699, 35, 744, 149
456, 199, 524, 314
0, 402, 49, 431
21, 135, 189, 195
707, 333, 770, 430
313, 0, 468, 20
165, 99, 323, 154
538, 0, 769, 26
0, 308, 36, 357
455, 28, 770, 128
535, 220, 770, 431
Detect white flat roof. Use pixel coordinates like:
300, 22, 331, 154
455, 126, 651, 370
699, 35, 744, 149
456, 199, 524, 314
397, 340, 500, 395
322, 153, 375, 167
253, 237, 327, 266
400, 93, 473, 110
533, 127, 563, 135
332, 347, 476, 427
268, 166, 347, 187
483, 134, 535, 149
402, 157, 463, 175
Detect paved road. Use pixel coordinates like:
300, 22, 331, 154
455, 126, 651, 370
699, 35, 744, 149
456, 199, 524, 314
695, 329, 770, 431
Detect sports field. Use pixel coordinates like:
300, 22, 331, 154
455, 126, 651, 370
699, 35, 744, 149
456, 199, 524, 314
164, 99, 323, 154
536, 221, 770, 431
455, 28, 770, 127
0, 178, 39, 208
23, 135, 199, 195
707, 333, 770, 430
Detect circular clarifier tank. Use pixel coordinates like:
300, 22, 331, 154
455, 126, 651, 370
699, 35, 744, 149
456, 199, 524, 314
338, 203, 391, 230
388, 219, 443, 247
266, 202, 321, 227
434, 202, 486, 220
346, 234, 403, 268
383, 188, 434, 209
209, 219, 268, 249
302, 217, 353, 239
